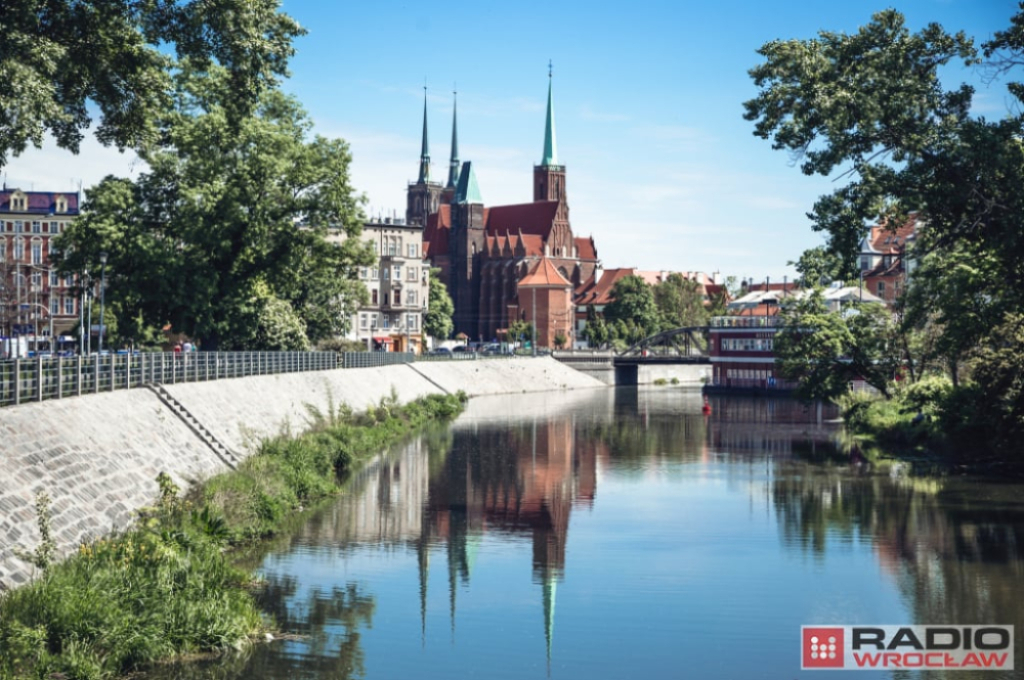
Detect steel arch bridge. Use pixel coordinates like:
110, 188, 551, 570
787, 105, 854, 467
617, 326, 710, 361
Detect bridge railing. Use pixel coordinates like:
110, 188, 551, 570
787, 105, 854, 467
0, 351, 339, 408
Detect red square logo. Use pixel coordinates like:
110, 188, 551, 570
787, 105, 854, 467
803, 627, 844, 668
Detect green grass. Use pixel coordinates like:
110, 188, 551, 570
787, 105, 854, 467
0, 391, 466, 680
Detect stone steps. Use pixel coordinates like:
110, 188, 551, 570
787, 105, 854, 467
144, 384, 240, 469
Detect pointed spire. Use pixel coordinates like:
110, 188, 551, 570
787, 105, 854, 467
541, 61, 558, 167
455, 161, 483, 204
418, 86, 431, 183
446, 89, 461, 189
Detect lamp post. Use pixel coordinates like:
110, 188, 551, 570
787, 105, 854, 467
98, 252, 108, 354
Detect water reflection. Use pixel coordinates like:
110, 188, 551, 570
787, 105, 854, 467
146, 389, 1024, 679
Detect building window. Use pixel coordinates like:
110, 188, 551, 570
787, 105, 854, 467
877, 281, 886, 298
370, 314, 377, 329
360, 267, 368, 279
860, 255, 869, 271
383, 293, 389, 306
56, 196, 67, 213
31, 272, 42, 288
0, 241, 5, 259
50, 271, 59, 286
31, 242, 42, 264
408, 243, 417, 258
393, 265, 401, 280
383, 268, 389, 280
406, 290, 417, 305
407, 266, 417, 281
64, 297, 75, 315
371, 289, 378, 305
360, 314, 368, 329
51, 297, 60, 314
15, 221, 23, 233
371, 267, 379, 279
407, 314, 417, 330
382, 315, 390, 329
64, 274, 74, 287
32, 221, 41, 234
14, 239, 24, 260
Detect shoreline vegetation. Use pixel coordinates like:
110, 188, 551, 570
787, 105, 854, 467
835, 376, 1024, 477
0, 391, 467, 680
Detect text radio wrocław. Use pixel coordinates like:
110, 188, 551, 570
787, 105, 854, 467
801, 625, 1014, 670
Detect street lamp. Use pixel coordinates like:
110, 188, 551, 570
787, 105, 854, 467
98, 252, 108, 354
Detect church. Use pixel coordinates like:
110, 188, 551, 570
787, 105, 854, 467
407, 73, 602, 347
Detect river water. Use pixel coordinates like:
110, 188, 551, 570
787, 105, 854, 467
155, 388, 1024, 679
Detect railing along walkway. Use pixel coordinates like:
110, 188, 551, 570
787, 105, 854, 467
0, 351, 339, 408
0, 349, 527, 408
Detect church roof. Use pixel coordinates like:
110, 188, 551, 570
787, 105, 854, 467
518, 257, 572, 287
485, 201, 558, 237
574, 236, 597, 261
423, 205, 451, 258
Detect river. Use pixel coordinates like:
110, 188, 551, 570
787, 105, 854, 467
151, 387, 1024, 679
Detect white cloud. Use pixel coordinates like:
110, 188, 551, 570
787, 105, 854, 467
2, 135, 143, 194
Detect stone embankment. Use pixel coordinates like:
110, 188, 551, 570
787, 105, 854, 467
0, 358, 604, 590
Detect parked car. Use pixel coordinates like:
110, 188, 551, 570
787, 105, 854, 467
451, 345, 469, 353
429, 347, 452, 356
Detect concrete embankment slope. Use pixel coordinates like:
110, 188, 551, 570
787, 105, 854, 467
0, 358, 604, 590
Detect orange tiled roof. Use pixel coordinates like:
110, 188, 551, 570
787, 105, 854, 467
869, 213, 918, 254
575, 236, 597, 260
518, 257, 572, 287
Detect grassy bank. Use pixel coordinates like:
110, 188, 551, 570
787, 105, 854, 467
0, 391, 466, 680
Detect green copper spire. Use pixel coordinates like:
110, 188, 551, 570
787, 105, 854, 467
455, 161, 482, 204
446, 90, 461, 189
418, 87, 431, 183
541, 61, 558, 167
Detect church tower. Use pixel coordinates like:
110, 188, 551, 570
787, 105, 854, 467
533, 65, 572, 256
450, 161, 486, 338
406, 89, 444, 226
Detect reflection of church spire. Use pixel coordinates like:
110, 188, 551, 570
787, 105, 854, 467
543, 570, 557, 669
418, 537, 429, 645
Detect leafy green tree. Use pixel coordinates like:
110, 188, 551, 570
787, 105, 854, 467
0, 0, 304, 166
56, 66, 372, 350
746, 6, 1024, 451
604, 275, 659, 339
553, 332, 567, 349
790, 247, 843, 288
653, 273, 708, 330
423, 268, 453, 341
581, 305, 609, 348
508, 320, 533, 347
775, 291, 899, 401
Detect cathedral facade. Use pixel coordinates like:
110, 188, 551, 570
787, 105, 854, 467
410, 75, 601, 345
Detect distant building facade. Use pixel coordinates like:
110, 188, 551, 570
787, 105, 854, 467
858, 214, 918, 305
327, 219, 430, 353
0, 188, 81, 353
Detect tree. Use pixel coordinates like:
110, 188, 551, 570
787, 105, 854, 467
508, 320, 533, 347
581, 305, 609, 348
745, 6, 1024, 450
553, 332, 567, 349
56, 66, 372, 350
0, 0, 304, 166
604, 275, 659, 339
653, 273, 708, 330
774, 291, 900, 401
423, 268, 453, 342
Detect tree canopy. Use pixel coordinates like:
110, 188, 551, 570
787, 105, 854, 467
423, 268, 453, 342
0, 0, 304, 166
746, 5, 1024, 451
56, 66, 372, 350
604, 275, 659, 339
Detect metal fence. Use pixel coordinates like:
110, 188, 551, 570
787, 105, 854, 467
0, 348, 536, 408
0, 352, 338, 408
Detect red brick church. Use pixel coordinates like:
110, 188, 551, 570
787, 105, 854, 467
409, 73, 602, 346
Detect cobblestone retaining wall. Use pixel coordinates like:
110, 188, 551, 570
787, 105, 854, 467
0, 358, 604, 589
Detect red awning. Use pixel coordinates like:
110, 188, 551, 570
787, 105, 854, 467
372, 336, 392, 343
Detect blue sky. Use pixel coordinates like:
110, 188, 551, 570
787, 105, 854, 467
4, 0, 1016, 280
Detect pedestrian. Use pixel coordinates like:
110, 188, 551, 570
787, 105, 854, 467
183, 340, 193, 353
173, 341, 182, 357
